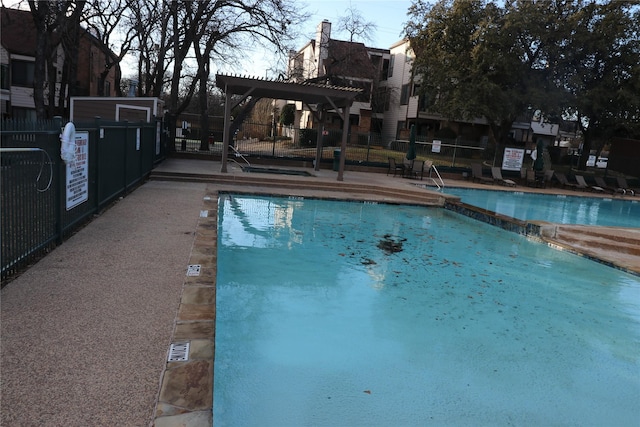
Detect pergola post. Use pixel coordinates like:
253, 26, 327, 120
337, 102, 352, 181
314, 107, 325, 171
220, 88, 232, 173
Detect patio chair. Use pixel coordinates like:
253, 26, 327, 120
616, 176, 636, 196
594, 176, 624, 195
387, 157, 404, 177
410, 160, 425, 180
554, 172, 580, 190
491, 167, 516, 186
471, 163, 493, 184
575, 175, 602, 192
402, 158, 414, 178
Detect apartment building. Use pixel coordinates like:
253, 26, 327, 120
287, 20, 390, 140
0, 7, 120, 120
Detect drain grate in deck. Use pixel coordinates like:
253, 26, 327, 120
168, 342, 190, 362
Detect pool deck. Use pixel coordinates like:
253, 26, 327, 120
1, 157, 638, 427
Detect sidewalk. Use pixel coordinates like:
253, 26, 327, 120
1, 180, 208, 426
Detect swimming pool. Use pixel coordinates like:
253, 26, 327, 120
214, 195, 640, 426
443, 187, 640, 227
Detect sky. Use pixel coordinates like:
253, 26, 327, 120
224, 0, 416, 78
3, 0, 416, 80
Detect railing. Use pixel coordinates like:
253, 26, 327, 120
425, 164, 445, 190
1, 117, 166, 284
173, 121, 493, 170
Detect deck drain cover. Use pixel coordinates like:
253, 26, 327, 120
168, 342, 190, 362
200, 210, 209, 218
187, 264, 201, 276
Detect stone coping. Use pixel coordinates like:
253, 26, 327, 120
153, 189, 218, 427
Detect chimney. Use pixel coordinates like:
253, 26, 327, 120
315, 20, 331, 78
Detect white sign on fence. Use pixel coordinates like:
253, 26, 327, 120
65, 131, 89, 210
432, 140, 442, 153
502, 147, 525, 171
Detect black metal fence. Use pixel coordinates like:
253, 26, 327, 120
1, 117, 166, 284
173, 121, 491, 168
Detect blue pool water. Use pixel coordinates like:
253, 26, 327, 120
443, 187, 640, 227
214, 195, 640, 426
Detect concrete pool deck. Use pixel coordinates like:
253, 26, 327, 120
1, 157, 638, 426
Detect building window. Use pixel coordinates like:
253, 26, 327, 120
11, 60, 35, 87
0, 64, 9, 89
400, 84, 410, 105
381, 58, 389, 81
388, 54, 395, 78
396, 121, 406, 139
104, 81, 111, 97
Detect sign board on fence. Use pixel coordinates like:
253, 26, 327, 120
66, 131, 89, 210
502, 147, 525, 171
432, 140, 442, 153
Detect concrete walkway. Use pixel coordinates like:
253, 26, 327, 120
1, 180, 207, 426
2, 157, 638, 427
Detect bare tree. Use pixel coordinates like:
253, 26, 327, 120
336, 4, 377, 43
28, 0, 86, 119
81, 0, 137, 96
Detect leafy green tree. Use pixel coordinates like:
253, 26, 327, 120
408, 0, 519, 152
406, 0, 639, 169
557, 1, 640, 169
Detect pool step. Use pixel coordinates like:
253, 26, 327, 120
553, 226, 640, 257
149, 170, 446, 206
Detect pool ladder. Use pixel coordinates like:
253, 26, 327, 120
426, 164, 445, 190
229, 145, 251, 167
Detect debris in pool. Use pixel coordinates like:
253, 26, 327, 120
363, 390, 371, 394
377, 234, 406, 254
361, 258, 377, 265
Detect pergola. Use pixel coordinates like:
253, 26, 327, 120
215, 74, 362, 181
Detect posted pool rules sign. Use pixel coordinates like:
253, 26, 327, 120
65, 131, 89, 210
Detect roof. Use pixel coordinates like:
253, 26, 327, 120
324, 39, 377, 80
531, 121, 559, 136
1, 7, 37, 56
215, 74, 362, 108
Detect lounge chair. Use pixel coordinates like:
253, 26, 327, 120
543, 169, 555, 188
594, 176, 624, 195
471, 163, 493, 184
575, 175, 603, 192
387, 157, 404, 177
616, 176, 636, 196
554, 172, 580, 190
491, 167, 516, 186
525, 169, 536, 187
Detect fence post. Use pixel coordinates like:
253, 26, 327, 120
94, 116, 101, 208
53, 116, 64, 245
123, 120, 129, 194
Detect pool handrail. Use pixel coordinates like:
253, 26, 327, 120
425, 163, 444, 190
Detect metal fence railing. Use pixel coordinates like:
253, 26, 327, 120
1, 117, 166, 284
173, 121, 491, 169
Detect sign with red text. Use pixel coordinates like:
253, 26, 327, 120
502, 147, 525, 171
65, 131, 89, 210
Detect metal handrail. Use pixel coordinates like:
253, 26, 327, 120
229, 145, 251, 166
424, 164, 445, 190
